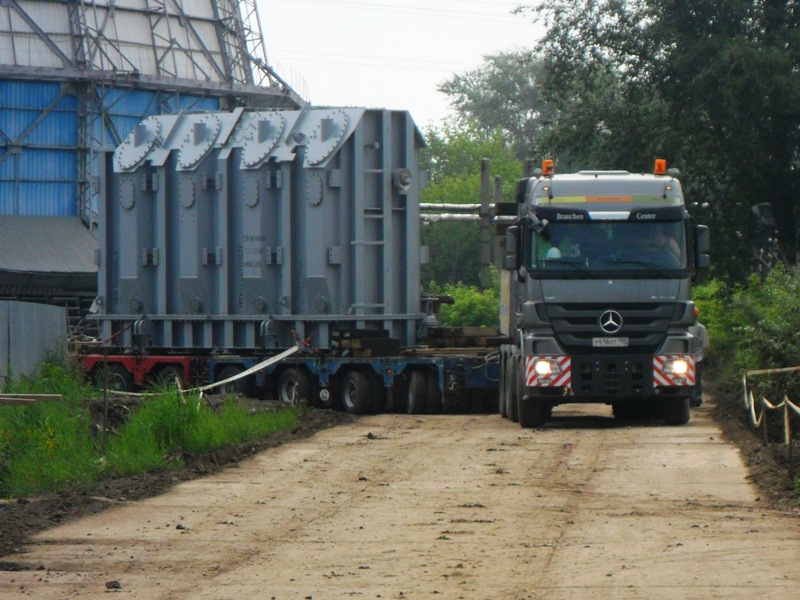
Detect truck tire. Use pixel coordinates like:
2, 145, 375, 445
341, 371, 375, 414
507, 349, 519, 423
517, 362, 549, 428
662, 397, 691, 425
405, 369, 427, 414
425, 370, 442, 414
518, 396, 549, 428
612, 402, 639, 422
498, 347, 508, 418
278, 368, 314, 407
97, 364, 133, 393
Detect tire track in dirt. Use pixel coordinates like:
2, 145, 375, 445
2, 402, 799, 599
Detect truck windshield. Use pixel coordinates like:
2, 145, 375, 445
531, 221, 687, 272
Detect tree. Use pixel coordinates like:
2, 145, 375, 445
508, 0, 800, 281
420, 125, 521, 288
438, 52, 558, 161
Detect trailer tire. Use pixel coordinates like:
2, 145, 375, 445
97, 364, 133, 393
217, 366, 251, 395
154, 366, 185, 391
278, 368, 314, 407
425, 370, 442, 414
341, 371, 374, 414
405, 370, 427, 414
662, 397, 691, 425
370, 374, 388, 413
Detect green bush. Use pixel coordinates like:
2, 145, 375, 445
696, 264, 800, 394
428, 266, 501, 328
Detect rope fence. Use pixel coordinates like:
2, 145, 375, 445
742, 366, 800, 481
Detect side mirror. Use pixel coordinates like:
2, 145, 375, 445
695, 225, 710, 269
515, 178, 530, 204
503, 225, 520, 271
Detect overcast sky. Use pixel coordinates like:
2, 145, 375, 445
259, 0, 544, 129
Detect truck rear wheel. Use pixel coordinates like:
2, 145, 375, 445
662, 397, 691, 425
341, 371, 375, 414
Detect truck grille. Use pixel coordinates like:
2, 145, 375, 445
543, 302, 674, 355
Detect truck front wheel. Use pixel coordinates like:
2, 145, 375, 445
662, 397, 691, 425
518, 396, 550, 428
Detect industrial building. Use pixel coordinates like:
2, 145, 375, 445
0, 0, 303, 327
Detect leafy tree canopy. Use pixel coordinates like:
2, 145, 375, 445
420, 126, 521, 288
437, 0, 800, 282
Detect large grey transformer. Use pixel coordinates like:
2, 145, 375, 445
96, 108, 425, 351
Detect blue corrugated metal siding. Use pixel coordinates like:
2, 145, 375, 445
0, 78, 222, 218
0, 80, 80, 217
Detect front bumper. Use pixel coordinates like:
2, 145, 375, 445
526, 354, 696, 399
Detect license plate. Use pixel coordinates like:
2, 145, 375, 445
592, 337, 629, 348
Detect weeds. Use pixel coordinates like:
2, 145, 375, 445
1, 362, 301, 498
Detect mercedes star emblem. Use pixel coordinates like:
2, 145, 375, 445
599, 310, 623, 334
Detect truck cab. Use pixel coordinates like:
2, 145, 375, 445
499, 160, 710, 427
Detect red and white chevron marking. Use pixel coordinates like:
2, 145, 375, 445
653, 355, 696, 387
526, 356, 572, 388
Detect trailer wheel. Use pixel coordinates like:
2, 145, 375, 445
154, 366, 185, 391
341, 371, 374, 414
97, 364, 133, 393
405, 369, 427, 414
425, 370, 442, 414
217, 366, 250, 395
662, 397, 691, 425
278, 368, 314, 407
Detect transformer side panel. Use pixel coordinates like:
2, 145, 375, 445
98, 108, 424, 351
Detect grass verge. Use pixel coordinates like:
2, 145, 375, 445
1, 363, 301, 498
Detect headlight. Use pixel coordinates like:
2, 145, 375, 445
664, 358, 689, 376
534, 359, 563, 378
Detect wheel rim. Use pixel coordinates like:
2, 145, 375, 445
282, 378, 299, 405
343, 379, 357, 410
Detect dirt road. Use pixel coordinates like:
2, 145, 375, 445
2, 401, 799, 599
